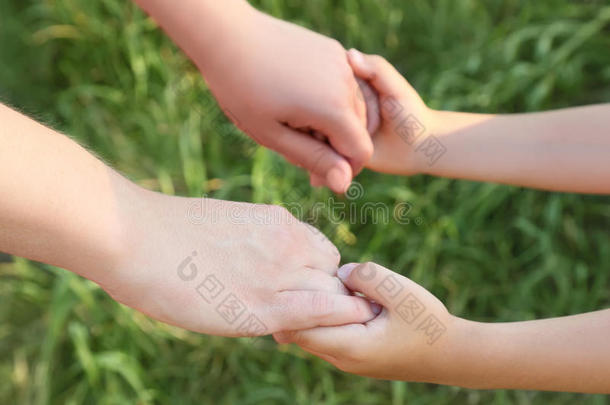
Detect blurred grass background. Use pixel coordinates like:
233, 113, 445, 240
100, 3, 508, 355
1, 0, 610, 403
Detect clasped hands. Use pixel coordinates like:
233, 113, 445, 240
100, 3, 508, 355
96, 48, 448, 384
101, 192, 450, 382
111, 1, 446, 380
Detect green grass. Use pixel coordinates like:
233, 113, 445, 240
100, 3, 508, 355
1, 0, 610, 403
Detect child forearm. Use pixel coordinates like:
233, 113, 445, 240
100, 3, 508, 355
348, 50, 610, 193
279, 261, 610, 393
445, 309, 610, 392
425, 105, 610, 194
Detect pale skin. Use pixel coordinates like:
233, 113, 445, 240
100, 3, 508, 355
4, 0, 608, 389
277, 51, 610, 392
347, 49, 610, 194
131, 0, 376, 193
0, 103, 377, 336
275, 262, 610, 393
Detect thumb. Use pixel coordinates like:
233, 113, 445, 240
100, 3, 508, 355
309, 172, 326, 187
337, 262, 407, 306
347, 49, 407, 101
269, 123, 353, 193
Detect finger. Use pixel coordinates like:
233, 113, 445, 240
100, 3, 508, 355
288, 269, 348, 294
271, 291, 376, 331
270, 123, 353, 193
347, 49, 406, 100
336, 262, 410, 306
309, 172, 325, 187
311, 129, 366, 181
353, 78, 368, 131
314, 111, 374, 176
293, 345, 340, 366
274, 323, 370, 357
356, 78, 381, 135
299, 223, 340, 272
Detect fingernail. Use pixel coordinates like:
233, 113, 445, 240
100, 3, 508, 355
326, 166, 350, 193
348, 48, 364, 65
337, 263, 358, 281
371, 303, 382, 315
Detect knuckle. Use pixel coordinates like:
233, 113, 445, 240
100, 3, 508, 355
310, 292, 334, 319
353, 299, 367, 319
309, 144, 332, 174
278, 292, 297, 310
332, 248, 341, 266
328, 276, 348, 295
271, 229, 298, 254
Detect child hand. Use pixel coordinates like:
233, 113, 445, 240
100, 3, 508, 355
348, 49, 436, 176
274, 262, 455, 383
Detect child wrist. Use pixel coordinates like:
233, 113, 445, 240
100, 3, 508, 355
406, 107, 441, 175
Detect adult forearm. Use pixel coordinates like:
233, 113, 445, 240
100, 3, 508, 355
443, 310, 610, 392
132, 0, 253, 74
426, 105, 610, 194
0, 104, 134, 283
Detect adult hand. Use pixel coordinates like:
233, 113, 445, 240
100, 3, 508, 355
204, 6, 375, 192
134, 0, 374, 192
104, 192, 377, 337
0, 103, 373, 339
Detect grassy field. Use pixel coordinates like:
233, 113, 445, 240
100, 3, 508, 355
1, 0, 610, 403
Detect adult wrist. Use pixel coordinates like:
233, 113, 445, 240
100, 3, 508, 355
133, 0, 255, 74
82, 174, 151, 287
183, 0, 257, 75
